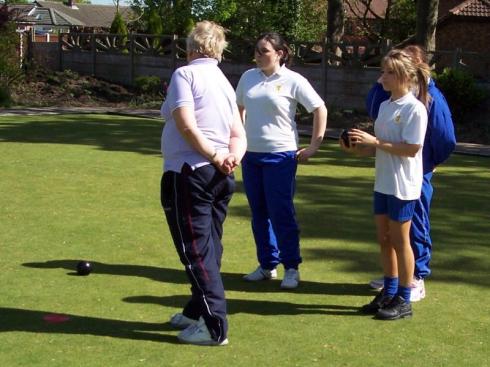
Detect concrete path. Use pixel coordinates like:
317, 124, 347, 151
1, 106, 489, 157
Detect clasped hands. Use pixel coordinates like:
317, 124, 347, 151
213, 152, 240, 175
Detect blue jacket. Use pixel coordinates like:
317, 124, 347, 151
365, 80, 457, 174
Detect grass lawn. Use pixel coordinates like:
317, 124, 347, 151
0, 113, 488, 367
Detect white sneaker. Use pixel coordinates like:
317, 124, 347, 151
369, 277, 384, 290
281, 268, 299, 289
410, 278, 426, 302
243, 266, 277, 281
177, 317, 228, 346
169, 313, 198, 329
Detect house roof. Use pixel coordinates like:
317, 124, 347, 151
35, 0, 133, 28
31, 7, 84, 26
8, 0, 134, 28
449, 0, 490, 17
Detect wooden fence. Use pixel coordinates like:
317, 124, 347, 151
27, 32, 490, 111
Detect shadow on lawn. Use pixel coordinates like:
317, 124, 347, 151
23, 260, 373, 297
124, 295, 363, 317
0, 114, 162, 155
0, 307, 179, 344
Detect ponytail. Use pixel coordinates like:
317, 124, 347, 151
416, 66, 431, 109
403, 45, 432, 109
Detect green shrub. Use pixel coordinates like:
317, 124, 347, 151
0, 84, 12, 107
434, 68, 488, 123
134, 75, 163, 95
0, 5, 22, 106
110, 12, 128, 49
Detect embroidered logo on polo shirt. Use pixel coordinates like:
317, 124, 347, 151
394, 115, 401, 124
275, 84, 282, 92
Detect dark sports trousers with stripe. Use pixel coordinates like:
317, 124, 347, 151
161, 163, 235, 343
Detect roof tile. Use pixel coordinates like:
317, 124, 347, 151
450, 0, 490, 17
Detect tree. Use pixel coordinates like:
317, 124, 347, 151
130, 0, 194, 36
110, 11, 128, 48
326, 0, 344, 61
130, 0, 324, 42
146, 7, 163, 35
344, 0, 416, 44
0, 5, 22, 106
3, 0, 30, 4
416, 0, 439, 52
292, 0, 327, 41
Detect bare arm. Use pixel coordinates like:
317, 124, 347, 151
349, 128, 421, 157
339, 135, 376, 157
297, 104, 328, 162
225, 109, 247, 168
238, 105, 246, 124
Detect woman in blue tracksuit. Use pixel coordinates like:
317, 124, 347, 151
366, 45, 456, 301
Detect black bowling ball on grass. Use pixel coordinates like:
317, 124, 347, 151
76, 261, 92, 276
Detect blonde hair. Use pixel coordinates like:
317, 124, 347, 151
382, 49, 431, 108
186, 21, 228, 62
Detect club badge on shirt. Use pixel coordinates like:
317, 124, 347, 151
394, 115, 401, 124
275, 84, 282, 92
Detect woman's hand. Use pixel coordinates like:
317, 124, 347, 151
214, 153, 239, 175
339, 129, 376, 157
296, 145, 318, 163
348, 128, 377, 146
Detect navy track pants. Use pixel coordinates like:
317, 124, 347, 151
161, 163, 234, 343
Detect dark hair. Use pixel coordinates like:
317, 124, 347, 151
256, 32, 293, 66
403, 44, 428, 65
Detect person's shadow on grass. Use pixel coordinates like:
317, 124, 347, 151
23, 259, 373, 297
0, 307, 180, 344
123, 295, 362, 317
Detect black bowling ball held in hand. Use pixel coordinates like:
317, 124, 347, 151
76, 261, 92, 276
341, 129, 351, 148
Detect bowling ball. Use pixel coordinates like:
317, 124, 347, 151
340, 129, 350, 147
76, 261, 92, 276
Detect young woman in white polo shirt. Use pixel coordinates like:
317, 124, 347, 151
341, 49, 430, 320
236, 32, 327, 289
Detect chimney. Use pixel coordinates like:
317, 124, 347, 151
66, 0, 79, 10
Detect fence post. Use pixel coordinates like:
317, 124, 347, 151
321, 37, 328, 102
130, 33, 135, 85
452, 48, 462, 69
91, 34, 96, 76
58, 33, 63, 71
171, 34, 178, 73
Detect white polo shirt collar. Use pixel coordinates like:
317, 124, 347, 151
188, 57, 219, 66
390, 92, 412, 105
258, 64, 287, 80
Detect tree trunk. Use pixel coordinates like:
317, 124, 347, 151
416, 0, 439, 52
326, 0, 344, 63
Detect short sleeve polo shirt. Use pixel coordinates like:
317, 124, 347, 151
161, 58, 238, 172
236, 66, 324, 152
374, 92, 428, 200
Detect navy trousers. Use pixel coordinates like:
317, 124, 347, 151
410, 172, 434, 279
161, 163, 234, 343
241, 151, 302, 270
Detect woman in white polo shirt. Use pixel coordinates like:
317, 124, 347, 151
236, 32, 327, 289
341, 49, 430, 320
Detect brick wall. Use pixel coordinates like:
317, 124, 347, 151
437, 19, 490, 78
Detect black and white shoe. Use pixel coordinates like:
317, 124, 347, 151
360, 290, 392, 314
375, 295, 412, 320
